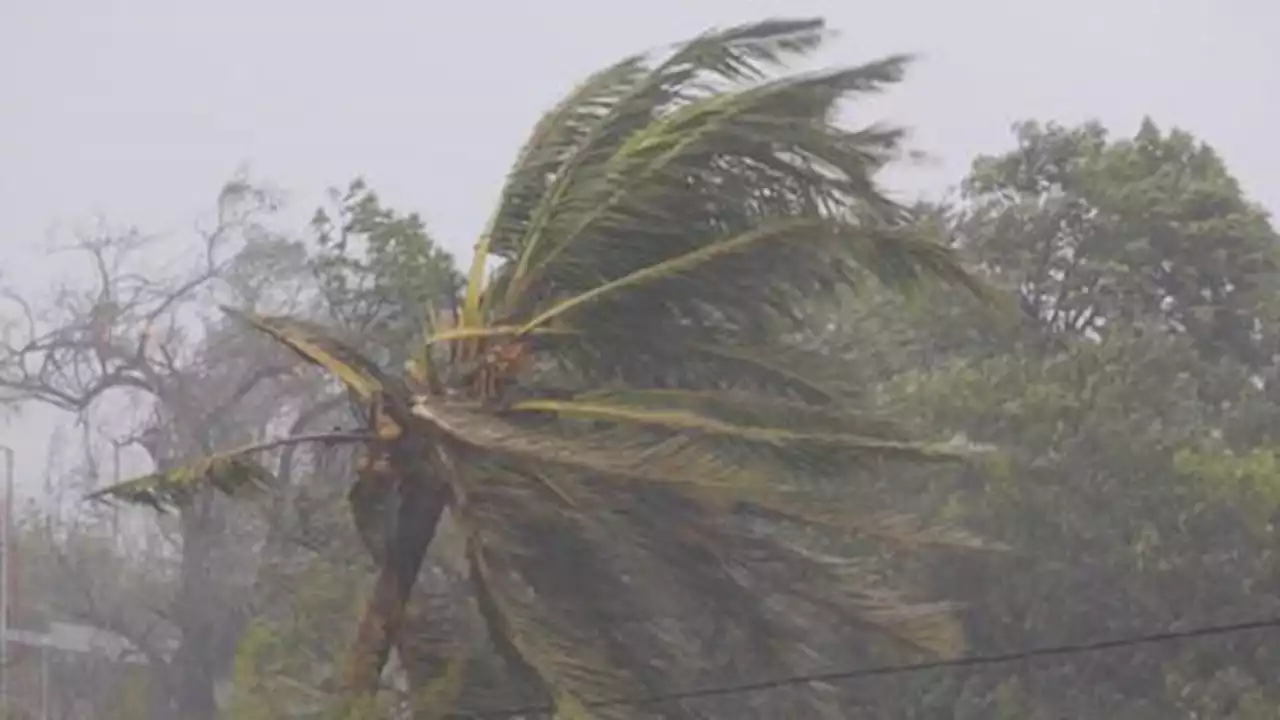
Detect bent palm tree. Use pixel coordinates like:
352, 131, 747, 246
93, 17, 993, 718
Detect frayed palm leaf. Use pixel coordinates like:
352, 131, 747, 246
87, 451, 273, 511
86, 431, 373, 510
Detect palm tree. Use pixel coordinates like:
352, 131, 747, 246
94, 17, 992, 718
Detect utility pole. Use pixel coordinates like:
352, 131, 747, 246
0, 444, 13, 719
39, 637, 47, 720
111, 443, 121, 552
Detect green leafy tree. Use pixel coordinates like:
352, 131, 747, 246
0, 178, 319, 720
309, 178, 463, 368
95, 18, 989, 718
842, 119, 1280, 718
958, 119, 1279, 367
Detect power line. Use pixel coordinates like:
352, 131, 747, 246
452, 614, 1280, 718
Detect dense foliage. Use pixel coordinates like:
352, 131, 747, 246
835, 119, 1280, 718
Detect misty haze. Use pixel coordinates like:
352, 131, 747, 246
2, 2, 1279, 718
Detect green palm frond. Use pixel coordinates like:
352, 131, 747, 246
85, 431, 373, 510
426, 325, 579, 344
466, 52, 652, 330
428, 20, 987, 400
421, 403, 975, 711
455, 471, 965, 714
595, 483, 967, 660
460, 466, 731, 719
87, 449, 273, 511
415, 397, 971, 496
486, 60, 979, 323
573, 388, 906, 436
724, 488, 1003, 551
509, 393, 910, 443
491, 18, 832, 299
781, 546, 965, 657
466, 515, 643, 719
685, 343, 848, 402
497, 64, 907, 311
415, 400, 761, 490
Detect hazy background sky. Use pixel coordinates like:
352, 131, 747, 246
2, 0, 1277, 498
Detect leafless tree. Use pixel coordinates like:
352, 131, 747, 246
0, 176, 320, 719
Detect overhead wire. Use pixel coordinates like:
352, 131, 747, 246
448, 614, 1280, 718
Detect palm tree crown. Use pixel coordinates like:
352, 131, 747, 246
95, 17, 992, 718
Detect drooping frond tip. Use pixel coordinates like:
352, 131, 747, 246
86, 452, 273, 512
85, 431, 375, 510
220, 305, 386, 400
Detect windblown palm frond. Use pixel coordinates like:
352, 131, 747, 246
87, 431, 375, 510
87, 450, 274, 511
94, 17, 996, 718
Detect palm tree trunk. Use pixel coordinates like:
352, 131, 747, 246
339, 468, 449, 701
395, 558, 468, 720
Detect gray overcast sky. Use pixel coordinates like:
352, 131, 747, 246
2, 0, 1278, 497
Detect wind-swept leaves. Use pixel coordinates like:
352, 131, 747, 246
467, 540, 641, 720
729, 490, 1004, 552
85, 431, 373, 510
505, 397, 920, 449
431, 21, 986, 407
404, 15, 990, 710
100, 16, 993, 718
493, 19, 833, 297
87, 451, 274, 511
